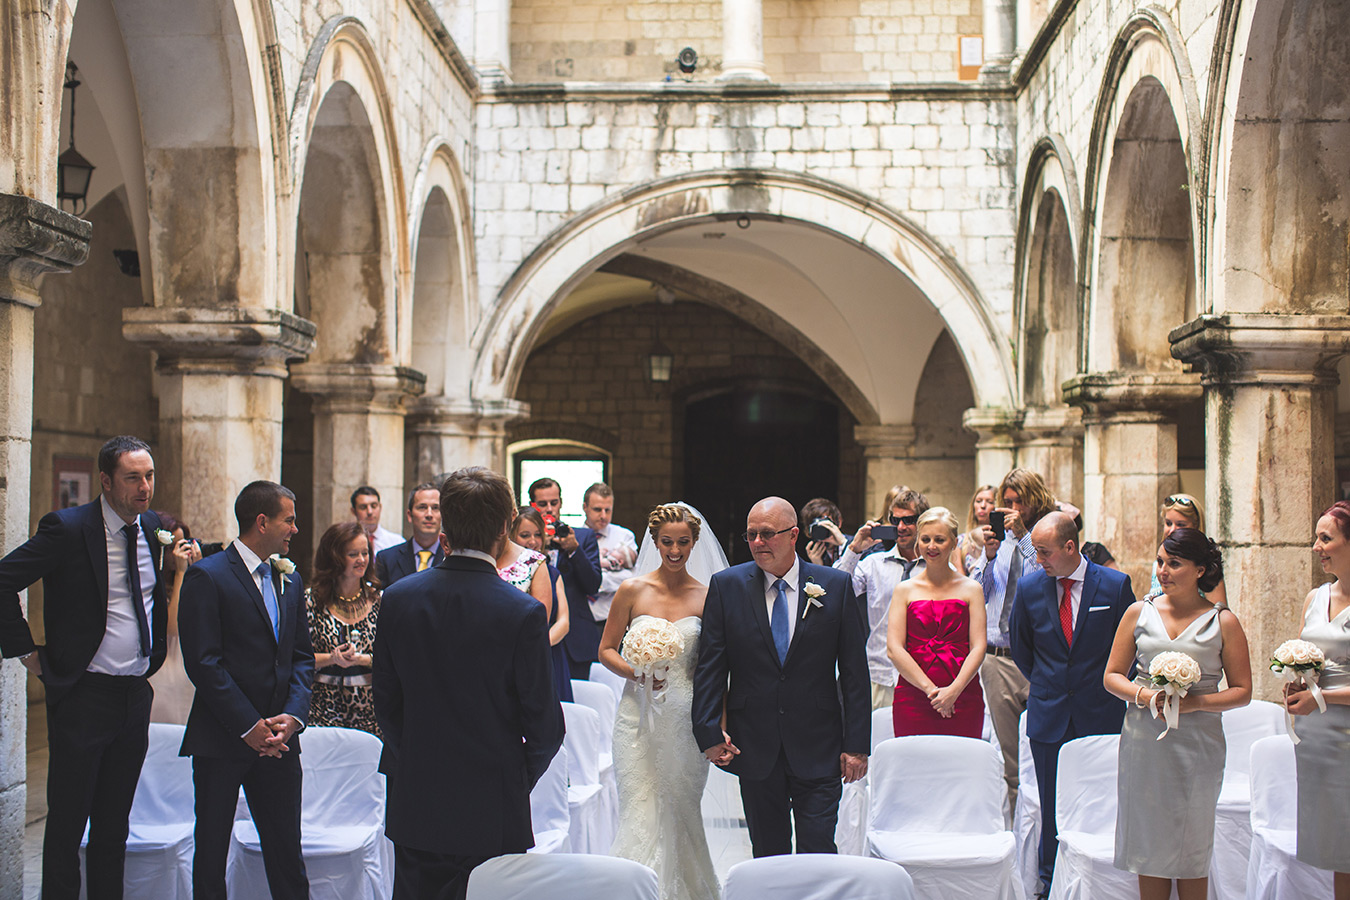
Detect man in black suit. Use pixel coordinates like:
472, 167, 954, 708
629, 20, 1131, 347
692, 496, 870, 857
529, 477, 601, 680
178, 481, 313, 900
1011, 511, 1134, 898
0, 436, 167, 900
376, 481, 444, 589
375, 466, 564, 900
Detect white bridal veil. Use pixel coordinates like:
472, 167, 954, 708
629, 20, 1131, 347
633, 502, 731, 585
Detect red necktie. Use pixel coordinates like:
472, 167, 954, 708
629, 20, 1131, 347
1059, 578, 1075, 646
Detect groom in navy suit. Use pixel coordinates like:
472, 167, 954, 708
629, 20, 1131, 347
1010, 511, 1134, 897
693, 497, 870, 857
179, 480, 313, 900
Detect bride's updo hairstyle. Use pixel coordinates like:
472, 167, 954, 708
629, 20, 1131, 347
915, 507, 959, 538
1161, 526, 1224, 592
648, 504, 702, 543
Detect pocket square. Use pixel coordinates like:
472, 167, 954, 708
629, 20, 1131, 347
1088, 605, 1111, 612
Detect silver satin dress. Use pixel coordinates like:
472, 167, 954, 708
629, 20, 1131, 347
1115, 601, 1226, 879
1294, 582, 1350, 872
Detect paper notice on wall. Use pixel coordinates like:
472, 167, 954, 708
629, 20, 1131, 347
960, 36, 984, 67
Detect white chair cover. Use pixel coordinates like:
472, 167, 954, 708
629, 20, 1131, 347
529, 746, 572, 854
561, 702, 611, 854
570, 679, 619, 846
1213, 700, 1284, 900
589, 662, 627, 707
80, 723, 193, 900
866, 735, 1021, 900
1014, 711, 1041, 900
466, 852, 659, 900
724, 853, 916, 900
226, 726, 391, 900
1246, 735, 1333, 900
836, 708, 894, 856
1048, 733, 1134, 900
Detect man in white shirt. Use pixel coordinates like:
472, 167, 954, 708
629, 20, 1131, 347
834, 487, 930, 709
0, 436, 167, 900
582, 483, 636, 625
351, 485, 402, 554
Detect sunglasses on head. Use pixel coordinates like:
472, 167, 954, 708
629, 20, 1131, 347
1164, 495, 1196, 508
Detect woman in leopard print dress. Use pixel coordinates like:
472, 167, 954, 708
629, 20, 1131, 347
306, 521, 381, 737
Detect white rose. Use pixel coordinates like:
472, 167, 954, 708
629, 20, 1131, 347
155, 529, 175, 546
269, 555, 296, 575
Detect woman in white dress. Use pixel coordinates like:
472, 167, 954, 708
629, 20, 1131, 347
1104, 527, 1251, 900
598, 503, 726, 900
1290, 501, 1350, 898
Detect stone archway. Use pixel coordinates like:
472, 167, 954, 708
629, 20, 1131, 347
1068, 16, 1204, 587
285, 19, 420, 559
470, 170, 1013, 515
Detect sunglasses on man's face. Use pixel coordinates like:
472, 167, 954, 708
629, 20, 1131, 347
891, 515, 919, 526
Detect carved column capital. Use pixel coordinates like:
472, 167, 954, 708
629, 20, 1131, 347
1170, 314, 1350, 386
123, 307, 318, 378
0, 193, 91, 306
290, 363, 427, 413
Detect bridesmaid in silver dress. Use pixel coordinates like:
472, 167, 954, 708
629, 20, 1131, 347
1104, 527, 1252, 900
1290, 501, 1350, 899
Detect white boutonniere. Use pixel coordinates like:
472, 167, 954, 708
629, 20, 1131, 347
270, 554, 296, 588
802, 580, 827, 620
155, 529, 175, 546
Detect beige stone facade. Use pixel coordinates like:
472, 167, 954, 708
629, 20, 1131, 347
1, 0, 1348, 889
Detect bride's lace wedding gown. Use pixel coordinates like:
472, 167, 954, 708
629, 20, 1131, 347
611, 614, 721, 900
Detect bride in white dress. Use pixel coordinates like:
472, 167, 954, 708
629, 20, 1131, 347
598, 503, 728, 900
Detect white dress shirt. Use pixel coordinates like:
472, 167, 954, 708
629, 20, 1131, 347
838, 545, 925, 686
88, 496, 156, 676
232, 539, 268, 595
763, 555, 802, 648
591, 523, 637, 621
451, 548, 497, 566
369, 525, 403, 555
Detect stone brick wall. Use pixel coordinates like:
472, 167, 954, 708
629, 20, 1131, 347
474, 91, 1018, 331
508, 0, 983, 83
507, 300, 869, 532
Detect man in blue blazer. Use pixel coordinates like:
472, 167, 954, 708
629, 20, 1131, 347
375, 481, 444, 589
375, 466, 564, 899
692, 497, 871, 857
179, 480, 313, 900
1010, 511, 1134, 898
529, 478, 602, 680
0, 436, 167, 900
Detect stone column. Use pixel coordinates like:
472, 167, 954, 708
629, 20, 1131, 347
1017, 406, 1085, 506
290, 364, 426, 533
407, 397, 529, 482
720, 0, 770, 81
122, 309, 318, 541
473, 0, 513, 83
854, 424, 917, 515
1063, 373, 1201, 593
962, 408, 1020, 490
981, 0, 1016, 77
1172, 314, 1350, 700
0, 193, 90, 897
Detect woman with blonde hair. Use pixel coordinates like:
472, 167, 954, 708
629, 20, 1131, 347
887, 507, 988, 737
956, 484, 997, 575
1147, 493, 1227, 607
600, 503, 727, 900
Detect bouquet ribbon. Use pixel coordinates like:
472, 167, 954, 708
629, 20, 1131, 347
636, 665, 669, 732
1150, 681, 1190, 740
1273, 667, 1326, 744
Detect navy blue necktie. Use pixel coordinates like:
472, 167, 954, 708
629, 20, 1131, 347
771, 578, 790, 664
122, 523, 152, 658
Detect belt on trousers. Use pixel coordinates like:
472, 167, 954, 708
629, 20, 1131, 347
314, 672, 373, 687
986, 646, 1013, 659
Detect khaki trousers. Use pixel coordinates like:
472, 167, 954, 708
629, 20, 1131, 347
871, 682, 894, 710
980, 653, 1029, 808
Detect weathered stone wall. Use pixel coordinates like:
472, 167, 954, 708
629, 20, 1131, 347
509, 0, 983, 83
473, 90, 1018, 329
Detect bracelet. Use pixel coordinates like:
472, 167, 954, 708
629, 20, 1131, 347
1134, 685, 1147, 708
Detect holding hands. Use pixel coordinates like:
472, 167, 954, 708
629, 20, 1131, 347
704, 730, 740, 767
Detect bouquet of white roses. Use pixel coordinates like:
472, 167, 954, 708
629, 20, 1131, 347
622, 618, 686, 726
1270, 638, 1327, 743
1148, 651, 1202, 740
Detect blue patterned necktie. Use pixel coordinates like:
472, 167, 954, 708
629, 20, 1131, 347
771, 578, 790, 664
256, 562, 280, 640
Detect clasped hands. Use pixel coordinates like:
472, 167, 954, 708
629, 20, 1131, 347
925, 684, 960, 718
244, 714, 301, 757
330, 641, 362, 668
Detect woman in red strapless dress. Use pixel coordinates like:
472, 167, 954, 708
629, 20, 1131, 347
887, 507, 988, 738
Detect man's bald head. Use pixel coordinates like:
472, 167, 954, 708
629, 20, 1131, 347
750, 496, 797, 528
1030, 511, 1082, 578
